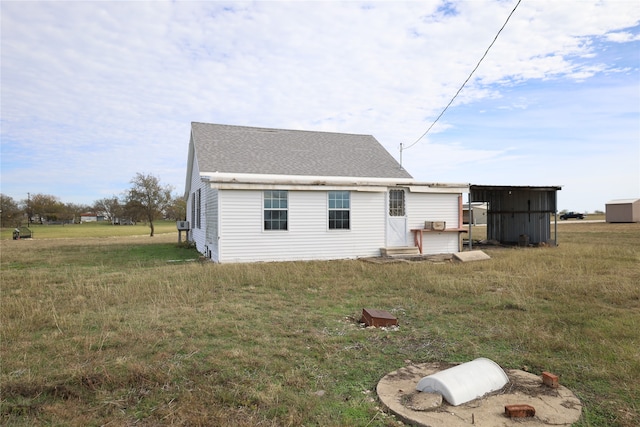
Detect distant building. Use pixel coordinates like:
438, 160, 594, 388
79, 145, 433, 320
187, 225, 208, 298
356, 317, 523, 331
80, 212, 105, 223
112, 217, 135, 225
463, 202, 487, 225
605, 199, 640, 223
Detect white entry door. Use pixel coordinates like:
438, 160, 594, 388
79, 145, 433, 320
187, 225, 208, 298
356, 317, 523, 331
386, 188, 408, 247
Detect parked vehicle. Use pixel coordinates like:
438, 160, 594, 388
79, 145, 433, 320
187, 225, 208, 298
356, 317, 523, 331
560, 212, 585, 220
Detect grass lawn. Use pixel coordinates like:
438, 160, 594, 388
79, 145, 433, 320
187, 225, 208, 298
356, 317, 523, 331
1, 220, 178, 240
1, 222, 638, 426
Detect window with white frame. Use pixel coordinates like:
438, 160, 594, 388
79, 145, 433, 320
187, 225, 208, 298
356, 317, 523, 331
264, 190, 288, 230
328, 191, 350, 229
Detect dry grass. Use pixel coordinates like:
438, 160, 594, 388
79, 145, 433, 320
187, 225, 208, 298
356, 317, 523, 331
1, 223, 639, 426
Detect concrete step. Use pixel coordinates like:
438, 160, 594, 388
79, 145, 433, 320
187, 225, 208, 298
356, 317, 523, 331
381, 246, 420, 257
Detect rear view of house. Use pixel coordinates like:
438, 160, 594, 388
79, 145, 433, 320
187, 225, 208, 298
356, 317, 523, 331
184, 122, 468, 263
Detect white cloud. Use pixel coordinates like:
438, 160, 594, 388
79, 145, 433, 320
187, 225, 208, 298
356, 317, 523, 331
606, 31, 640, 42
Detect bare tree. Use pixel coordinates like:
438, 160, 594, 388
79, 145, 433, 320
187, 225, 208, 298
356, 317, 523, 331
164, 194, 186, 221
0, 194, 22, 227
64, 202, 91, 224
27, 193, 62, 223
94, 196, 122, 223
120, 199, 143, 225
125, 173, 172, 236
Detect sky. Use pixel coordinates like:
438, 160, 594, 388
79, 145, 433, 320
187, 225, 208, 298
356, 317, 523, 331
1, 0, 639, 213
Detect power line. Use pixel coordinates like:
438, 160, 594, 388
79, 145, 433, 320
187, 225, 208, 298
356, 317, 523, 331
402, 0, 522, 153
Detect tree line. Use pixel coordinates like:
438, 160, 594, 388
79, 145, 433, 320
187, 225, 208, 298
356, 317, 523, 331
1, 173, 185, 237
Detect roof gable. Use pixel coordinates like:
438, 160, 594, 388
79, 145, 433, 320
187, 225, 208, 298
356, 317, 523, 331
190, 122, 413, 179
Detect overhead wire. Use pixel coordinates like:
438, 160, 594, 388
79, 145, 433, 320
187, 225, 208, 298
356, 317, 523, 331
402, 0, 523, 153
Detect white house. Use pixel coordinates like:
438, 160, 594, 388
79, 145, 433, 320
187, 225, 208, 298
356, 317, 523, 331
184, 122, 469, 263
80, 212, 105, 223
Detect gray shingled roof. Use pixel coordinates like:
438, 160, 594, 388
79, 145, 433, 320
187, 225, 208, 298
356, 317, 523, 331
191, 122, 413, 179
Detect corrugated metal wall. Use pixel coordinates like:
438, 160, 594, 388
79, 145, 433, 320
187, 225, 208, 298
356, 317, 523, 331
471, 188, 557, 244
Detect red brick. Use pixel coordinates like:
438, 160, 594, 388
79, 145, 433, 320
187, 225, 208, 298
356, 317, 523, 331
542, 371, 559, 388
505, 404, 536, 418
361, 308, 398, 327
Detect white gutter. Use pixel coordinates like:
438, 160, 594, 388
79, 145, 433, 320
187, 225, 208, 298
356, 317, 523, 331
200, 172, 469, 193
408, 183, 470, 193
200, 172, 415, 187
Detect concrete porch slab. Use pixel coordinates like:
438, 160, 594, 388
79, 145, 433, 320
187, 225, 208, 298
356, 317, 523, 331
453, 250, 491, 262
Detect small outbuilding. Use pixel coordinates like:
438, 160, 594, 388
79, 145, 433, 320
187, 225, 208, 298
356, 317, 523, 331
605, 198, 640, 223
469, 185, 562, 246
463, 202, 487, 225
80, 212, 105, 223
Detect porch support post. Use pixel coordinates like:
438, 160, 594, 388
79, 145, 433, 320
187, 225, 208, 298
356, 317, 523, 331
458, 194, 464, 252
468, 190, 473, 250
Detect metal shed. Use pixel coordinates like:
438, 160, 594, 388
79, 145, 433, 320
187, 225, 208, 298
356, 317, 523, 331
469, 185, 562, 246
605, 198, 640, 223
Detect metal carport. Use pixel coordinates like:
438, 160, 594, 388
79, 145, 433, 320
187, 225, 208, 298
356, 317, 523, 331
469, 185, 562, 247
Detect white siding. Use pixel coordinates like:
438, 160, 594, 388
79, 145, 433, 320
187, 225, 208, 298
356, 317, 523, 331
205, 189, 219, 261
406, 192, 461, 254
186, 151, 208, 255
218, 190, 386, 263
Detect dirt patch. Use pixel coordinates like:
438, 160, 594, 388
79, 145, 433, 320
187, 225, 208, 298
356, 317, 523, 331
361, 254, 454, 264
0, 381, 79, 418
2, 382, 79, 400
